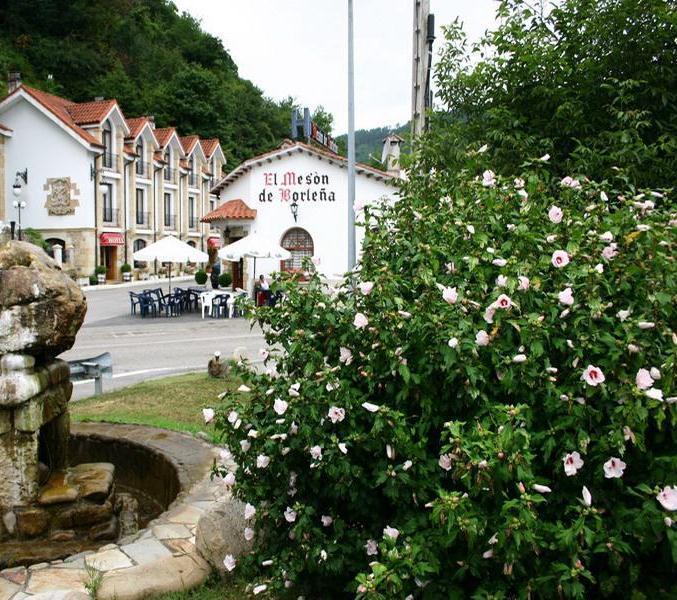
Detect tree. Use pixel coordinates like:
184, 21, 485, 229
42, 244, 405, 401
426, 0, 677, 189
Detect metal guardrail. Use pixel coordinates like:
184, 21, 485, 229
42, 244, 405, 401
68, 352, 113, 396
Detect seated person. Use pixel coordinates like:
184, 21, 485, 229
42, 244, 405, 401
256, 275, 271, 306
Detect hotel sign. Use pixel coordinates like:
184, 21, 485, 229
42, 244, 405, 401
259, 171, 337, 203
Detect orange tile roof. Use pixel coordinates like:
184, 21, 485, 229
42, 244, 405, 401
180, 135, 200, 155
201, 199, 257, 223
15, 85, 103, 147
125, 117, 148, 140
154, 127, 176, 148
67, 99, 116, 125
123, 143, 136, 155
200, 138, 220, 158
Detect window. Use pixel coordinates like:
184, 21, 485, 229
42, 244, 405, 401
135, 139, 144, 175
136, 188, 145, 226
102, 183, 114, 223
189, 196, 196, 228
163, 147, 171, 181
102, 120, 113, 168
281, 228, 314, 271
133, 239, 147, 269
45, 238, 67, 264
164, 192, 172, 228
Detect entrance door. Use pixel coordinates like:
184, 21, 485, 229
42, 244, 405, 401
100, 247, 117, 280
232, 258, 243, 290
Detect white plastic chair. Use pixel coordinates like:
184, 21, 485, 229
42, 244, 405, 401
200, 291, 216, 319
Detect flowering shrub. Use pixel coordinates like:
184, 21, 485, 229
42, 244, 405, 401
211, 162, 675, 598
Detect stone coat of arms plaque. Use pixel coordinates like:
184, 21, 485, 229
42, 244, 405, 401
43, 177, 80, 216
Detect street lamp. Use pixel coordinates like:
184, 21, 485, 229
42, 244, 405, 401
12, 169, 28, 197
290, 199, 299, 223
12, 170, 28, 240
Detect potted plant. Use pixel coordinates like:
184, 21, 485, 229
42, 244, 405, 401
121, 263, 132, 282
95, 265, 107, 284
218, 272, 232, 288
195, 269, 208, 285
89, 274, 98, 286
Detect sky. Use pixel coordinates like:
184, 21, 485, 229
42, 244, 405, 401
173, 1, 498, 134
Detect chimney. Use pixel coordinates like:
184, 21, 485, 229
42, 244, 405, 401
381, 134, 403, 178
94, 96, 105, 102
8, 72, 22, 94
148, 115, 155, 129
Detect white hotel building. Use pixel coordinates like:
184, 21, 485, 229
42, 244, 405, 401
0, 74, 225, 281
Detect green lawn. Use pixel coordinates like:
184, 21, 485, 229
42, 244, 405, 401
71, 372, 256, 599
71, 371, 238, 439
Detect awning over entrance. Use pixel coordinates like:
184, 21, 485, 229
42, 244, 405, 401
207, 236, 221, 248
100, 232, 125, 246
201, 199, 257, 223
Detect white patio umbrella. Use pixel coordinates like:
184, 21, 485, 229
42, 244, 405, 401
133, 235, 209, 292
218, 232, 291, 294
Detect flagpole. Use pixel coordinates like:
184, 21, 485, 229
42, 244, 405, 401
347, 0, 356, 270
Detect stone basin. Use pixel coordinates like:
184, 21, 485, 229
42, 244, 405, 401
0, 423, 222, 599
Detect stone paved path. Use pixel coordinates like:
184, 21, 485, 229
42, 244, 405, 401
0, 424, 226, 600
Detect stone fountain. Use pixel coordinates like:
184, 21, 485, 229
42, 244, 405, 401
0, 237, 129, 566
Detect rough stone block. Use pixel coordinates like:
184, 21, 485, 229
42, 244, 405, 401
15, 507, 49, 538
120, 538, 172, 565
14, 398, 44, 432
85, 548, 133, 572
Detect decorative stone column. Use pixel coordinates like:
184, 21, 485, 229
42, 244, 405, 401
0, 240, 86, 531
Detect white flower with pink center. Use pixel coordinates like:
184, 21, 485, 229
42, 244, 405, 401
560, 176, 581, 189
327, 406, 346, 424
321, 515, 333, 527
484, 304, 496, 324
223, 554, 237, 572
353, 312, 369, 329
310, 445, 323, 460
244, 527, 255, 541
496, 275, 508, 287
273, 399, 289, 415
339, 346, 353, 365
284, 507, 297, 523
482, 170, 496, 187
202, 408, 215, 424
475, 330, 490, 346
442, 286, 458, 305
603, 457, 626, 478
244, 503, 256, 520
558, 287, 574, 306
495, 294, 512, 310
383, 526, 399, 540
602, 243, 618, 260
365, 539, 378, 555
548, 205, 563, 223
563, 451, 584, 476
518, 276, 530, 291
551, 250, 570, 268
656, 486, 677, 511
582, 365, 605, 386
635, 368, 653, 390
438, 454, 453, 471
492, 258, 507, 267
256, 455, 270, 469
359, 281, 374, 295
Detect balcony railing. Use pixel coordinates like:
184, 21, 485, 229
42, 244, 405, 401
135, 211, 150, 228
102, 152, 118, 170
163, 166, 177, 183
163, 214, 177, 229
188, 216, 198, 230
187, 172, 199, 187
135, 160, 151, 178
102, 207, 120, 226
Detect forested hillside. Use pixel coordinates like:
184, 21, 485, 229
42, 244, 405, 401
337, 123, 409, 165
0, 0, 292, 163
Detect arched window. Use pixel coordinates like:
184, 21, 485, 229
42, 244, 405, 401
280, 228, 314, 271
133, 239, 147, 269
102, 120, 113, 168
163, 147, 172, 181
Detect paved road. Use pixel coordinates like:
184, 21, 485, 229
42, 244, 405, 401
61, 282, 266, 400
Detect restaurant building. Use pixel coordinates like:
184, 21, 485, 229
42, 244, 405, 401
203, 138, 400, 287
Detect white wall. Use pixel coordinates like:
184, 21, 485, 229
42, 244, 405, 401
218, 151, 396, 280
2, 99, 95, 230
